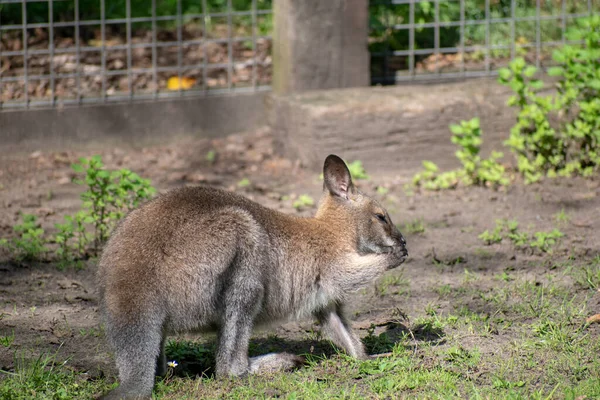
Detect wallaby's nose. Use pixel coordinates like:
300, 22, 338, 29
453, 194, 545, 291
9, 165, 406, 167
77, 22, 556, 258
399, 232, 407, 247
393, 226, 408, 258
397, 232, 408, 258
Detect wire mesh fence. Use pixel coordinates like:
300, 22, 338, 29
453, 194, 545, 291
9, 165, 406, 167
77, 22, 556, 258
0, 0, 273, 109
369, 0, 597, 84
1, 0, 598, 110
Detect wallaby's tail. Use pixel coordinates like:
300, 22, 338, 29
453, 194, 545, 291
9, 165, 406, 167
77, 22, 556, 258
249, 352, 306, 374
100, 315, 164, 400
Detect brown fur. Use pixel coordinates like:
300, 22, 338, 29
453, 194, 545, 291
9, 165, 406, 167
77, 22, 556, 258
97, 155, 407, 399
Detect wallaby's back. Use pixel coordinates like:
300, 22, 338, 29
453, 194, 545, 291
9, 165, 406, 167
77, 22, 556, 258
98, 185, 336, 331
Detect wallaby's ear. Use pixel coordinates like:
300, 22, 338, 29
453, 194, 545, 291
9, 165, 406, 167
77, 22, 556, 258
323, 154, 354, 200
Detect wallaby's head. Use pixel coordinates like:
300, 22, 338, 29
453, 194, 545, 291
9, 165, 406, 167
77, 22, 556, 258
317, 154, 408, 267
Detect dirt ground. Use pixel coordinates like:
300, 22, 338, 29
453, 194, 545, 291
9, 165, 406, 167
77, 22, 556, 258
0, 127, 599, 396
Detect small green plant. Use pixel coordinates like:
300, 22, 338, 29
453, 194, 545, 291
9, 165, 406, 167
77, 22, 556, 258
78, 328, 102, 337
435, 284, 452, 296
362, 324, 395, 355
492, 377, 526, 390
479, 219, 563, 253
553, 209, 570, 224
412, 316, 445, 339
463, 268, 479, 284
72, 156, 155, 253
0, 214, 48, 261
504, 219, 529, 246
445, 346, 481, 369
164, 339, 214, 373
412, 161, 461, 190
0, 331, 14, 348
506, 231, 529, 247
496, 271, 514, 282
401, 218, 425, 235
450, 118, 508, 187
413, 118, 509, 190
205, 149, 216, 164
292, 194, 315, 210
479, 219, 518, 245
237, 178, 251, 188
425, 303, 440, 317
478, 219, 506, 245
529, 229, 564, 253
346, 160, 369, 180
498, 16, 600, 183
376, 186, 389, 195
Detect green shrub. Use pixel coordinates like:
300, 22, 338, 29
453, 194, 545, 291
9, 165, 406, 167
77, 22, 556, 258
498, 16, 600, 183
2, 156, 156, 266
71, 155, 156, 255
413, 118, 509, 190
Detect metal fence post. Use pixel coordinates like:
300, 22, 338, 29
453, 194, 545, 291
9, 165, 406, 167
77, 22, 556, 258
272, 0, 370, 94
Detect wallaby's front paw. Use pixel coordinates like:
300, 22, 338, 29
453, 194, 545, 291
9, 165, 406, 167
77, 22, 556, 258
249, 352, 306, 374
387, 246, 408, 269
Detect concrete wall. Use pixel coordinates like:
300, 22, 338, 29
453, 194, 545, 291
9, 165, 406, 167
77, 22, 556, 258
268, 78, 527, 173
0, 92, 268, 155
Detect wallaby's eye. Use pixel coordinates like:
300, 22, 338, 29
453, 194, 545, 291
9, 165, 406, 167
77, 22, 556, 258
375, 213, 387, 223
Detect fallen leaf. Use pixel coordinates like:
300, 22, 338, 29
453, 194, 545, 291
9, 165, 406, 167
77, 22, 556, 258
585, 314, 600, 324
571, 220, 593, 228
167, 76, 196, 90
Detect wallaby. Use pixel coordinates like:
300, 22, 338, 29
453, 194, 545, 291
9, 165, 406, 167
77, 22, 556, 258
97, 154, 408, 400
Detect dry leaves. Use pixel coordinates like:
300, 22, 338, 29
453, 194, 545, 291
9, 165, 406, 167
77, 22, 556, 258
166, 76, 197, 90
585, 314, 600, 324
0, 25, 272, 103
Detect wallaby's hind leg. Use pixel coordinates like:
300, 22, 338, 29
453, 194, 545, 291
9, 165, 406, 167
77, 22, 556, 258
215, 279, 263, 378
101, 320, 163, 400
317, 305, 367, 360
156, 335, 167, 377
249, 352, 305, 374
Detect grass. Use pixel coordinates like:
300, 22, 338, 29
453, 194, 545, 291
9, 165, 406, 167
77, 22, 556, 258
2, 285, 599, 399
569, 255, 600, 290
0, 332, 15, 348
553, 209, 571, 224
0, 350, 109, 399
375, 269, 410, 296
1, 260, 598, 399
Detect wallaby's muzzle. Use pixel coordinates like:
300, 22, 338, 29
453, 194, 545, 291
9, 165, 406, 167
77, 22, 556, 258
387, 227, 408, 269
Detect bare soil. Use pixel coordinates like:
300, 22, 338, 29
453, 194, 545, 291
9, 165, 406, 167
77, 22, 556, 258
0, 127, 599, 388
